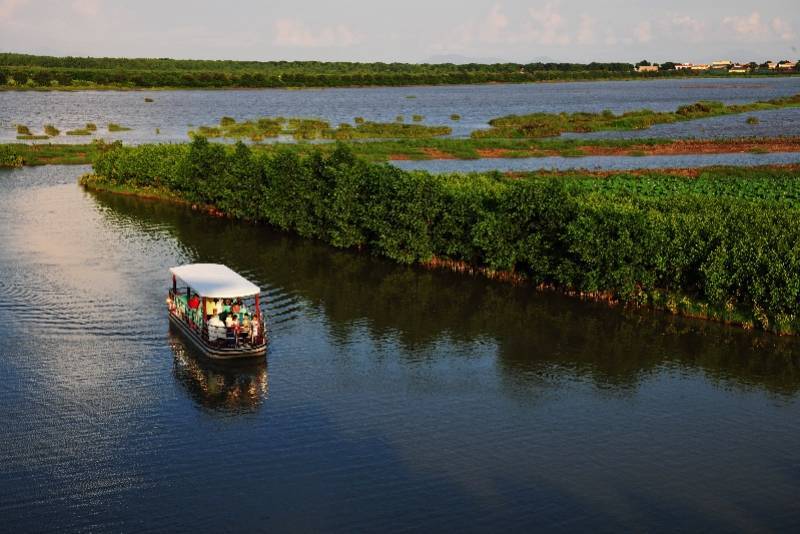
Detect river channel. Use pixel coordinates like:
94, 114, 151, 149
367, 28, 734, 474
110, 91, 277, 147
1, 165, 799, 532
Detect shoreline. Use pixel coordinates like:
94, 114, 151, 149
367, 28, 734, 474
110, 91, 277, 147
78, 166, 800, 337
4, 137, 800, 167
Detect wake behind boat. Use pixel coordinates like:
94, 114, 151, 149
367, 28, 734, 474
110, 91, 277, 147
166, 264, 267, 360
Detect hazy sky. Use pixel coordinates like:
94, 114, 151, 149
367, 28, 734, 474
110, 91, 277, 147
1, 0, 798, 63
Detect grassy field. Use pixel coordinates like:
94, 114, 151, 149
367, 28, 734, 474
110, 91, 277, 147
3, 136, 800, 167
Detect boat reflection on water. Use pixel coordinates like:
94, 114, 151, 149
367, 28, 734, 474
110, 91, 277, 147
169, 329, 269, 412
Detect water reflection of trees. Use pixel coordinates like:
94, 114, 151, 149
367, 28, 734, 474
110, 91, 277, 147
169, 332, 268, 412
95, 191, 800, 396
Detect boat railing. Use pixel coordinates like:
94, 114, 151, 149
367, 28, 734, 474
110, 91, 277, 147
167, 289, 265, 348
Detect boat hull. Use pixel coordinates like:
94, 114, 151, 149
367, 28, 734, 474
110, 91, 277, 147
168, 313, 266, 360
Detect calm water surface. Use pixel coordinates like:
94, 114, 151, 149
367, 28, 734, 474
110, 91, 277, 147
394, 151, 800, 173
2, 165, 800, 532
2, 77, 800, 143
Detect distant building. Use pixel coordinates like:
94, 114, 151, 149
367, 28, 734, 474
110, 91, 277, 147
691, 64, 710, 71
729, 65, 750, 74
710, 60, 733, 70
675, 63, 693, 70
777, 61, 798, 71
635, 65, 659, 73
766, 61, 778, 70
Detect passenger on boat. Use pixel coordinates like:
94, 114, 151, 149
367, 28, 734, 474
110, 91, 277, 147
231, 300, 241, 314
204, 297, 215, 319
188, 293, 200, 310
225, 312, 235, 328
208, 311, 226, 342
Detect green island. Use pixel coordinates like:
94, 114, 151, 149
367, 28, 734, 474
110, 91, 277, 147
1, 53, 797, 90
474, 93, 800, 138
189, 117, 451, 141
75, 138, 800, 335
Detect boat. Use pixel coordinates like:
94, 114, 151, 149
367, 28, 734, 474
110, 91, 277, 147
166, 263, 267, 360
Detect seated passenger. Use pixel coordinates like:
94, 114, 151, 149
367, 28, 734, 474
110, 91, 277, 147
188, 293, 201, 310
208, 311, 226, 342
231, 300, 241, 314
225, 313, 234, 329
222, 299, 232, 313
204, 297, 215, 319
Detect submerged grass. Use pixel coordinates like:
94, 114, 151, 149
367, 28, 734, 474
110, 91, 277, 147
189, 116, 452, 141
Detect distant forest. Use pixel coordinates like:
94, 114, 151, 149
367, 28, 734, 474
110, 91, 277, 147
0, 53, 787, 89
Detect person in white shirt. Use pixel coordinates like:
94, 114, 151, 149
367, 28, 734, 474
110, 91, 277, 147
208, 311, 226, 342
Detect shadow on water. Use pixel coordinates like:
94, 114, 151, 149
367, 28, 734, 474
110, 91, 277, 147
91, 189, 800, 399
169, 328, 269, 413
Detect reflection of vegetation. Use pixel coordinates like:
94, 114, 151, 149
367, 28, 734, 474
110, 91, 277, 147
475, 94, 800, 138
91, 188, 800, 397
169, 333, 268, 412
87, 139, 800, 334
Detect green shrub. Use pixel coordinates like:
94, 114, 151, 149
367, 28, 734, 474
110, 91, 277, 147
746, 116, 760, 125
220, 116, 236, 126
450, 114, 461, 121
86, 123, 97, 131
16, 124, 31, 135
412, 114, 424, 122
0, 146, 24, 167
90, 141, 800, 333
44, 124, 60, 136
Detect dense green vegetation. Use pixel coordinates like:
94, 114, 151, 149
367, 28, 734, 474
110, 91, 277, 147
4, 52, 787, 90
0, 145, 24, 167
83, 138, 800, 334
4, 136, 798, 166
189, 116, 451, 141
475, 94, 800, 138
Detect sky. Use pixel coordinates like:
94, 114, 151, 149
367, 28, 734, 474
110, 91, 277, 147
0, 0, 798, 63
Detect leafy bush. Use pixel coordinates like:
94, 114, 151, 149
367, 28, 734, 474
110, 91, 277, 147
44, 124, 59, 136
16, 124, 31, 135
90, 140, 800, 333
0, 145, 23, 167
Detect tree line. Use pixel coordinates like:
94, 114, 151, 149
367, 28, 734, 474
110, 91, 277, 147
85, 139, 800, 334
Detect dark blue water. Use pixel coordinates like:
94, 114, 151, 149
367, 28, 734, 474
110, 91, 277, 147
393, 151, 800, 173
2, 165, 800, 532
2, 77, 800, 144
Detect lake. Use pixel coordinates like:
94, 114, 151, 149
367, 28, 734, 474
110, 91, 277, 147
2, 165, 800, 532
3, 77, 800, 144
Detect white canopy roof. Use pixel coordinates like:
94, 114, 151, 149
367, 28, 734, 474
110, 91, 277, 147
170, 264, 260, 299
